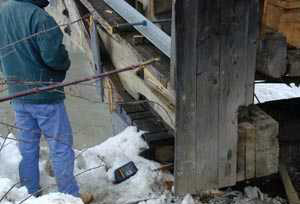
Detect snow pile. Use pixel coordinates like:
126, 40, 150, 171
255, 83, 300, 103
74, 126, 173, 204
0, 178, 28, 204
181, 194, 195, 204
28, 193, 83, 204
0, 127, 173, 204
0, 127, 287, 204
0, 133, 21, 182
0, 180, 83, 204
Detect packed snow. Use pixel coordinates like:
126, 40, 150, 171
255, 83, 300, 103
0, 127, 175, 204
0, 126, 287, 204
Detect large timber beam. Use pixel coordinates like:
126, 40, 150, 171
175, 0, 259, 194
103, 0, 171, 58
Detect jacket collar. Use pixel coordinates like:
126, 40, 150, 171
13, 0, 49, 8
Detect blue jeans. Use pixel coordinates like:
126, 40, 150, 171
12, 101, 79, 197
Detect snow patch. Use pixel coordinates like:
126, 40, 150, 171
181, 194, 195, 204
29, 193, 83, 204
255, 83, 300, 103
0, 133, 21, 182
0, 127, 173, 204
0, 127, 287, 204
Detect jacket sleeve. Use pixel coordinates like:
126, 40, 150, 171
36, 12, 71, 71
0, 59, 2, 73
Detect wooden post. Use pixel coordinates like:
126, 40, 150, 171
170, 0, 176, 90
175, 0, 259, 194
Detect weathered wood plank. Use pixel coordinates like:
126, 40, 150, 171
237, 122, 256, 181
219, 0, 242, 187
175, 0, 198, 194
218, 0, 257, 187
195, 0, 221, 191
280, 162, 300, 204
246, 0, 259, 103
279, 10, 300, 48
249, 105, 279, 177
75, 0, 176, 129
245, 123, 256, 180
269, 0, 300, 9
170, 0, 176, 90
175, 0, 259, 193
256, 32, 287, 78
75, 0, 172, 88
287, 49, 300, 76
97, 25, 176, 129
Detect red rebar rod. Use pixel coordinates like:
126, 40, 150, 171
0, 58, 159, 103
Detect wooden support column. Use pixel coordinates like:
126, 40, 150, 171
175, 0, 259, 194
170, 0, 176, 90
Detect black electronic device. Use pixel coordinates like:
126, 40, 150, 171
114, 161, 138, 184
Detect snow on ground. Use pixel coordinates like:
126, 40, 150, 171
0, 83, 297, 204
0, 126, 287, 204
0, 80, 300, 204
0, 127, 174, 204
255, 83, 300, 103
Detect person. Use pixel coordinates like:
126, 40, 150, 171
0, 0, 93, 203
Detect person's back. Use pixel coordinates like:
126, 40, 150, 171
0, 1, 94, 203
0, 0, 70, 104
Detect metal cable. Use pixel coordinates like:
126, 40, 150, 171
0, 11, 95, 52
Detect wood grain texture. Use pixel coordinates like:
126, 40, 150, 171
237, 122, 256, 181
279, 10, 300, 48
262, 0, 300, 48
219, 0, 248, 187
256, 32, 287, 78
246, 0, 260, 103
175, 0, 198, 194
288, 49, 300, 76
76, 0, 176, 129
195, 0, 221, 191
175, 0, 259, 194
249, 105, 279, 177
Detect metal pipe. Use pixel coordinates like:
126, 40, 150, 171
115, 19, 172, 30
104, 0, 171, 57
0, 58, 159, 103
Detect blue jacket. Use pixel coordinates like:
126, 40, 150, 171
0, 0, 70, 104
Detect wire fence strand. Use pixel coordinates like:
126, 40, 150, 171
0, 5, 172, 203
0, 11, 94, 53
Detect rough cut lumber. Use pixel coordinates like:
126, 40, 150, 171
256, 32, 287, 78
237, 122, 256, 182
136, 0, 172, 20
175, 0, 259, 194
280, 162, 300, 204
249, 105, 279, 178
237, 106, 279, 182
262, 1, 285, 32
154, 145, 174, 163
269, 0, 300, 9
262, 0, 300, 48
279, 10, 300, 48
287, 49, 300, 76
170, 0, 176, 90
71, 0, 176, 129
